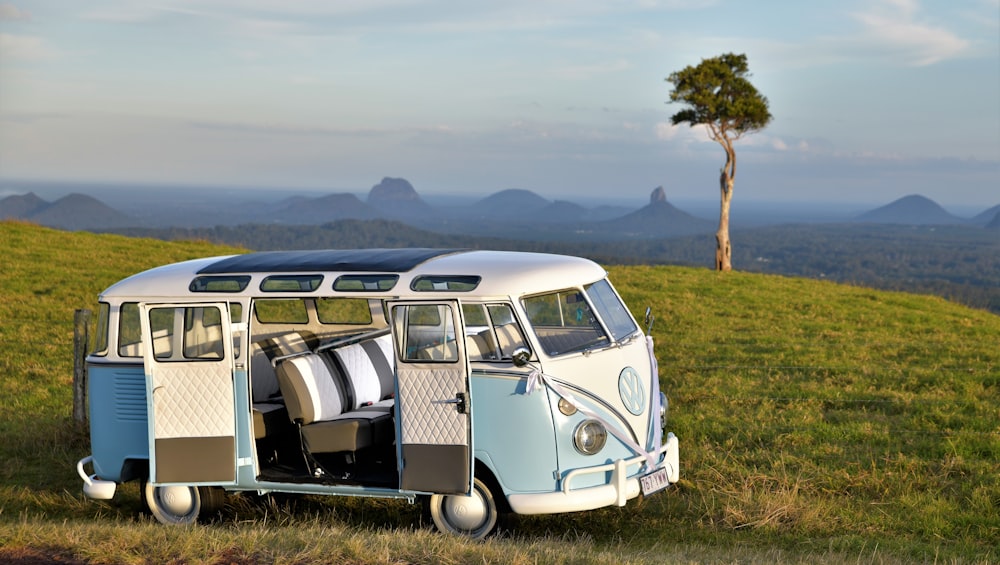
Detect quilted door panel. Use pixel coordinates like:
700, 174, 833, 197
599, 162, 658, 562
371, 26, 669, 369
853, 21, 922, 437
389, 300, 472, 494
142, 303, 236, 484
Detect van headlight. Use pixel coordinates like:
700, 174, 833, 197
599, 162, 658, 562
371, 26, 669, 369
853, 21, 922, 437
659, 392, 668, 429
573, 419, 607, 455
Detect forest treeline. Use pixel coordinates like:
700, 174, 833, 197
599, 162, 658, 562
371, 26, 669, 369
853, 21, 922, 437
109, 220, 1000, 314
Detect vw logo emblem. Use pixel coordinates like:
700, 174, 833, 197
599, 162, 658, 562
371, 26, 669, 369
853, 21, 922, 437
618, 367, 645, 416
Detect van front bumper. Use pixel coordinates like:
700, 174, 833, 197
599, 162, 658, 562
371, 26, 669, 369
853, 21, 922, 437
507, 432, 679, 515
77, 455, 117, 500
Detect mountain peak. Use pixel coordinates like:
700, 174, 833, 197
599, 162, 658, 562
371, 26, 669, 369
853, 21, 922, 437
366, 177, 434, 219
856, 194, 962, 225
475, 189, 550, 210
368, 177, 421, 203
650, 186, 667, 204
0, 192, 48, 219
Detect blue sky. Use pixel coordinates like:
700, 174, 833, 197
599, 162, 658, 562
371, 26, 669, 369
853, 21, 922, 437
1, 0, 998, 208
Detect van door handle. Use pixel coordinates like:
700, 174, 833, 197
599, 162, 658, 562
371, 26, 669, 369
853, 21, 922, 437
440, 392, 467, 414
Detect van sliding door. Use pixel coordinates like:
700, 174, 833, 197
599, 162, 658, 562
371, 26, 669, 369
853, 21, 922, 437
388, 300, 473, 495
140, 302, 237, 485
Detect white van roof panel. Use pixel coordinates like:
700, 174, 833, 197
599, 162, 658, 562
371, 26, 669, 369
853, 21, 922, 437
100, 249, 607, 299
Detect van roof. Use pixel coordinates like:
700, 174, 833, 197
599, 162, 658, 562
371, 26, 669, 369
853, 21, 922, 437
197, 248, 463, 274
100, 249, 608, 299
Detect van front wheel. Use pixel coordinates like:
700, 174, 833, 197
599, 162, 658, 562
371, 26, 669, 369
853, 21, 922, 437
143, 483, 204, 525
428, 477, 500, 539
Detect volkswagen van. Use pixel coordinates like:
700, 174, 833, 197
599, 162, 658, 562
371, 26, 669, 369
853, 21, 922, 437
76, 248, 679, 538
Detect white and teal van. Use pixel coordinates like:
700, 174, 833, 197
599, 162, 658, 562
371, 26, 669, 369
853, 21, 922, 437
76, 248, 679, 538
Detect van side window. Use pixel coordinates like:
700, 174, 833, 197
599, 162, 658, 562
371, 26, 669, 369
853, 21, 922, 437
460, 303, 525, 361
254, 298, 308, 324
92, 302, 110, 356
317, 297, 373, 325
118, 303, 142, 357
522, 290, 609, 356
119, 303, 239, 358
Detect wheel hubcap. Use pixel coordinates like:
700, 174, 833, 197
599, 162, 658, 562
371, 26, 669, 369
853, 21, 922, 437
157, 486, 196, 517
442, 490, 488, 531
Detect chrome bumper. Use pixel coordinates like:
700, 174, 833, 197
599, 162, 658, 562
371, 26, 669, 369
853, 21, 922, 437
507, 432, 679, 515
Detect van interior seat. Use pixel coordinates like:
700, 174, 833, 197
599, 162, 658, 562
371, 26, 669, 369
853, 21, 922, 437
249, 330, 318, 440
494, 323, 526, 358
327, 333, 395, 411
465, 331, 495, 360
275, 337, 395, 455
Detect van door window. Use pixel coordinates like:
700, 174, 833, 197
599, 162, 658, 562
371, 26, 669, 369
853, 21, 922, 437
145, 306, 226, 361
394, 304, 459, 362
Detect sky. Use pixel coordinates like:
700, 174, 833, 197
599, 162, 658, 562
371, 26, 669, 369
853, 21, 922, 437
1, 0, 998, 209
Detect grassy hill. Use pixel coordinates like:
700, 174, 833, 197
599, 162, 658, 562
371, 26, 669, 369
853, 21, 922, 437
1, 220, 997, 564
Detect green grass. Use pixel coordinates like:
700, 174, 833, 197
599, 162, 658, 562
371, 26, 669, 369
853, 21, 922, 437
1, 220, 998, 564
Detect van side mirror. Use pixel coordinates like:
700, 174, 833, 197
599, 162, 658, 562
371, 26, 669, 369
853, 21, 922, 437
511, 347, 531, 367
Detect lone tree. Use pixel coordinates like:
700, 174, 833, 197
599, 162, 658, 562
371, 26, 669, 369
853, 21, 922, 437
666, 53, 772, 272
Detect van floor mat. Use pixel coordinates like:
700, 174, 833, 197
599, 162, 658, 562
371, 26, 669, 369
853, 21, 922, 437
257, 459, 399, 489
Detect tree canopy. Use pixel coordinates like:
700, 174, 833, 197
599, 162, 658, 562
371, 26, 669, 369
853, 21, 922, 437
667, 52, 771, 140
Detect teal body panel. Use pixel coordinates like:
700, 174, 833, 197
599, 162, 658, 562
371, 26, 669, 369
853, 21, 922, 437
470, 370, 558, 493
87, 362, 149, 482
548, 384, 647, 488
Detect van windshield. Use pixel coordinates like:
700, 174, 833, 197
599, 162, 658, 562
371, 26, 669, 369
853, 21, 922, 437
522, 279, 638, 357
584, 279, 638, 341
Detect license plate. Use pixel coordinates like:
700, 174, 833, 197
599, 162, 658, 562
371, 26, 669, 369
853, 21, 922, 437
640, 467, 670, 496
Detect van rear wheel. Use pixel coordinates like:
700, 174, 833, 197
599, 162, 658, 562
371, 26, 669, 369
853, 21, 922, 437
143, 483, 223, 525
428, 477, 500, 539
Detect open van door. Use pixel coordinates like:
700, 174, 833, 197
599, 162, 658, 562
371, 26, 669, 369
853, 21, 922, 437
140, 303, 236, 485
388, 300, 472, 494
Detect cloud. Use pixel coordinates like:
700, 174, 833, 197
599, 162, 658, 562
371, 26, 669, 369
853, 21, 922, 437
0, 3, 30, 21
655, 122, 710, 142
852, 0, 970, 65
0, 33, 58, 61
554, 59, 633, 80
189, 119, 454, 138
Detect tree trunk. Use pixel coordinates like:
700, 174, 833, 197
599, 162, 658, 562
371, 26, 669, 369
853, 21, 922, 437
716, 180, 733, 272
715, 144, 736, 272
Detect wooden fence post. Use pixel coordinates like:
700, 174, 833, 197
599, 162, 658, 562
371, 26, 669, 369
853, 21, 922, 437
73, 308, 91, 430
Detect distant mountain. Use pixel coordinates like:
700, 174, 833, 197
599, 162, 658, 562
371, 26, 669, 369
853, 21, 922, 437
474, 189, 551, 211
596, 186, 713, 237
537, 200, 591, 223
367, 177, 435, 219
266, 193, 380, 224
855, 194, 964, 225
607, 201, 714, 237
589, 204, 635, 222
0, 192, 48, 218
971, 204, 1000, 227
0, 192, 135, 230
986, 212, 1000, 230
